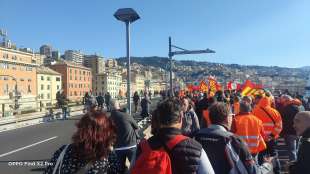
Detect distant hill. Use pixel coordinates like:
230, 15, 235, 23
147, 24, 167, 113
301, 66, 310, 70
116, 56, 295, 70
117, 56, 170, 69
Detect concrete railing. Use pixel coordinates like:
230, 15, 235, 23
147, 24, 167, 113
0, 97, 158, 132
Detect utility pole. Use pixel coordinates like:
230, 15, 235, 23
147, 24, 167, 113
168, 36, 215, 96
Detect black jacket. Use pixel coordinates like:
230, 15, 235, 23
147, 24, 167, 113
194, 125, 273, 174
136, 128, 202, 174
279, 103, 301, 135
110, 110, 139, 148
289, 128, 310, 174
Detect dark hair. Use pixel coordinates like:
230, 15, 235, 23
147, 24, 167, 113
209, 102, 229, 124
155, 97, 182, 126
239, 101, 252, 113
72, 111, 116, 161
151, 108, 160, 135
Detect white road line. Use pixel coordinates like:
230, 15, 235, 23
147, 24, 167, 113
0, 136, 58, 158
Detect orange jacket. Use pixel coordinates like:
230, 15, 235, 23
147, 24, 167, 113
253, 97, 282, 139
202, 109, 211, 127
233, 113, 267, 154
233, 102, 240, 115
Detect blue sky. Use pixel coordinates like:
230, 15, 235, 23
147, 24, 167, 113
1, 0, 309, 68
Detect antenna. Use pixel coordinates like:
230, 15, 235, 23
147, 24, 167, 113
0, 29, 8, 42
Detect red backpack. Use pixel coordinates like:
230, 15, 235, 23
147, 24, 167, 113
131, 135, 188, 174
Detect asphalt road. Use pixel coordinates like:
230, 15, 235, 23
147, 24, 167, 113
0, 98, 160, 174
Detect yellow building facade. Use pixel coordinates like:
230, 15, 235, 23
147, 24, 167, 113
36, 66, 62, 108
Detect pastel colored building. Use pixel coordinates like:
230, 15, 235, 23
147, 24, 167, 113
49, 61, 92, 102
36, 66, 62, 107
0, 46, 38, 116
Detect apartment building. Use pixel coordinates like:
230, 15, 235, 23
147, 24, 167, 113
0, 46, 38, 116
64, 50, 83, 65
96, 72, 121, 98
49, 61, 92, 102
83, 55, 105, 93
37, 66, 62, 107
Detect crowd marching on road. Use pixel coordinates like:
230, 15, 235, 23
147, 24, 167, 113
45, 89, 310, 174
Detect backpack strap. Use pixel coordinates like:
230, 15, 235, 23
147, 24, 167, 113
260, 107, 276, 125
166, 135, 188, 150
52, 144, 69, 174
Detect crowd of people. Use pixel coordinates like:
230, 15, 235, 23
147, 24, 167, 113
46, 89, 310, 174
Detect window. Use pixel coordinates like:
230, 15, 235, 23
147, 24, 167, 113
70, 92, 72, 96
56, 77, 60, 81
12, 66, 16, 70
47, 77, 50, 81
41, 94, 44, 99
70, 76, 72, 80
41, 76, 44, 81
12, 55, 17, 60
0, 63, 9, 69
75, 76, 77, 80
26, 67, 32, 71
47, 93, 50, 99
57, 85, 60, 90
47, 85, 50, 90
3, 53, 9, 59
3, 84, 9, 94
28, 79, 31, 82
41, 84, 44, 90
20, 78, 24, 81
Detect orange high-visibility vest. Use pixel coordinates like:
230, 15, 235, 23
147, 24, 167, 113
234, 113, 267, 154
253, 97, 282, 139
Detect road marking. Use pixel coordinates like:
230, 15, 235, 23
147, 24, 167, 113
0, 136, 58, 158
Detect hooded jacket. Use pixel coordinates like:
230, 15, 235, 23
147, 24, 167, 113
253, 97, 282, 139
279, 99, 302, 135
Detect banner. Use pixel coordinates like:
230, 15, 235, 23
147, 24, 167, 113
199, 80, 208, 92
208, 77, 218, 93
241, 80, 263, 96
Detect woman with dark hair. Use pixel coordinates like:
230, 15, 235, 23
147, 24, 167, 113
44, 112, 122, 174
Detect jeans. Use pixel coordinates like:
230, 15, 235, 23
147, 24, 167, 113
62, 107, 67, 119
284, 134, 298, 161
115, 147, 137, 171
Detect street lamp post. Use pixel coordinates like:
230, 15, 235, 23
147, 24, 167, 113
168, 36, 216, 96
114, 8, 140, 116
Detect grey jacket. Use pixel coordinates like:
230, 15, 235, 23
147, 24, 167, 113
110, 110, 139, 148
181, 109, 200, 137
